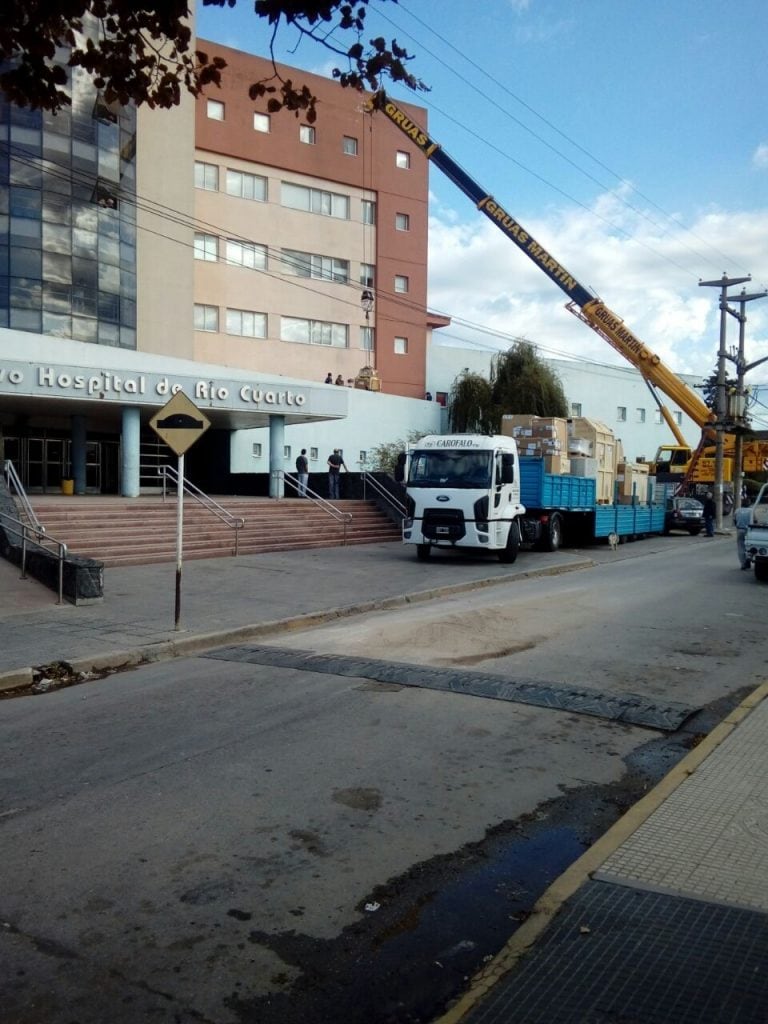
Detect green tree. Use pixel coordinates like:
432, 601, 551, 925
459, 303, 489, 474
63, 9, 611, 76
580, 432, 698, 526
447, 371, 495, 434
448, 342, 567, 435
0, 0, 426, 116
368, 429, 424, 473
490, 341, 568, 421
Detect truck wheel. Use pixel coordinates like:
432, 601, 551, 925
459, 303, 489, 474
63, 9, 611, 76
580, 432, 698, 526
543, 513, 562, 552
498, 525, 520, 564
416, 544, 431, 561
755, 559, 768, 582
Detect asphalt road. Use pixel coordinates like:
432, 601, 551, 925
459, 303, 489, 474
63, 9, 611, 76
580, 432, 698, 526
0, 534, 763, 1024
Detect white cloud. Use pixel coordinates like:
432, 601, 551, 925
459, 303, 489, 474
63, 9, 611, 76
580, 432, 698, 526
428, 192, 768, 380
752, 143, 768, 169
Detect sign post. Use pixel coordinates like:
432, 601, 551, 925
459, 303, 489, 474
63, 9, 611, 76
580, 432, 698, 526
149, 391, 211, 630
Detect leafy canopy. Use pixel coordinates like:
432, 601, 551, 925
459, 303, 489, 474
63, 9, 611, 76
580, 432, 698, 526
0, 0, 426, 118
449, 342, 568, 434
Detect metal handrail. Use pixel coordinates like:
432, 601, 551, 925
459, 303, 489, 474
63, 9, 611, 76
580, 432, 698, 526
360, 471, 407, 518
158, 465, 245, 555
3, 459, 44, 532
281, 471, 353, 545
0, 509, 67, 604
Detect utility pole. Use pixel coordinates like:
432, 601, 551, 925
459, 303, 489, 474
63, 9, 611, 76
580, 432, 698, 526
725, 287, 768, 511
699, 273, 751, 530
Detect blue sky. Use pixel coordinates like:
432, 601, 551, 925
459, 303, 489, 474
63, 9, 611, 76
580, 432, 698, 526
195, 0, 768, 422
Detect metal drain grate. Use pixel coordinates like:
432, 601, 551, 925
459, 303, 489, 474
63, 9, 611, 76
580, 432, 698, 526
460, 880, 768, 1024
203, 646, 695, 731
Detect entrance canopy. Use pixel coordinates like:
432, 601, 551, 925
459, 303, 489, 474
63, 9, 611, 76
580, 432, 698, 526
0, 331, 348, 431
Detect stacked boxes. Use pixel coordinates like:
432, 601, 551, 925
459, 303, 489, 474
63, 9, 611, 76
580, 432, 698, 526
615, 461, 651, 504
501, 415, 571, 474
568, 417, 616, 503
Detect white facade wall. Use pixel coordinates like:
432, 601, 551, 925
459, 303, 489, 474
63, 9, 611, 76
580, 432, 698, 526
427, 344, 704, 463
231, 387, 442, 473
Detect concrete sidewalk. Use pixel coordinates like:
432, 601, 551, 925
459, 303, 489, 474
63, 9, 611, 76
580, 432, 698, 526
0, 541, 596, 688
437, 679, 768, 1024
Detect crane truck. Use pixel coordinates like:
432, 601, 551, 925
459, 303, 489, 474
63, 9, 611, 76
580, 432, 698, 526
374, 94, 768, 498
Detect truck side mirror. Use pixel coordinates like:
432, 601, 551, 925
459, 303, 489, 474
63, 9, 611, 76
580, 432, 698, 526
501, 453, 515, 484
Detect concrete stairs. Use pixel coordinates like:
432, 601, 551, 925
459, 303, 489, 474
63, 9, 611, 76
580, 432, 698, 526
29, 495, 401, 567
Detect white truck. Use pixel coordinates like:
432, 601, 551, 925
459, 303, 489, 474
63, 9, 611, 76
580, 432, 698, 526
744, 483, 768, 582
402, 434, 664, 563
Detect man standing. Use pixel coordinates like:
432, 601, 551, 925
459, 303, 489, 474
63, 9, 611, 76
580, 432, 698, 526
734, 502, 752, 569
295, 448, 309, 497
327, 448, 346, 500
702, 491, 716, 537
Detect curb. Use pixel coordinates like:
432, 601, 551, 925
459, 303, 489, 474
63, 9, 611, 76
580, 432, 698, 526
434, 678, 768, 1024
0, 558, 595, 691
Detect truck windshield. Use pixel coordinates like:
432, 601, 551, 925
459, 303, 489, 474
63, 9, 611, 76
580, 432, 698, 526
407, 450, 492, 489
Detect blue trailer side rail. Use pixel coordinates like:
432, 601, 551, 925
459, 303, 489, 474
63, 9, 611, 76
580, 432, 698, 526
519, 458, 596, 509
594, 502, 665, 537
520, 457, 665, 538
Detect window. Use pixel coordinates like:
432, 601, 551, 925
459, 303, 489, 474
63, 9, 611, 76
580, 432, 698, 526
616, 406, 627, 422
360, 263, 375, 287
570, 402, 582, 417
253, 112, 270, 133
310, 447, 319, 460
284, 445, 292, 459
359, 451, 367, 463
394, 275, 409, 294
225, 308, 267, 338
360, 326, 374, 351
225, 169, 267, 201
396, 150, 410, 169
636, 407, 646, 423
194, 161, 219, 191
394, 336, 408, 355
280, 316, 349, 348
281, 182, 350, 219
673, 411, 682, 425
194, 304, 218, 332
299, 124, 316, 144
194, 233, 218, 261
362, 199, 376, 225
252, 443, 262, 457
654, 409, 663, 425
226, 239, 267, 270
282, 249, 349, 283
207, 99, 225, 121
343, 136, 358, 156
395, 212, 410, 231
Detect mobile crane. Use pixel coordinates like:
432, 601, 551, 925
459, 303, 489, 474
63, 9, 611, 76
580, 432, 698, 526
374, 94, 768, 497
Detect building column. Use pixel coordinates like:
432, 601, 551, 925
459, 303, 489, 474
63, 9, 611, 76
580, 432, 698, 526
269, 415, 285, 498
121, 406, 141, 497
71, 415, 87, 494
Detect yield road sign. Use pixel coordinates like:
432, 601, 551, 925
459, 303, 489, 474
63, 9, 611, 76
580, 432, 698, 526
149, 390, 211, 456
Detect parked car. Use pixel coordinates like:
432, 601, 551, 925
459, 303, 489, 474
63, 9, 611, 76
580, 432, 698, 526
664, 496, 704, 535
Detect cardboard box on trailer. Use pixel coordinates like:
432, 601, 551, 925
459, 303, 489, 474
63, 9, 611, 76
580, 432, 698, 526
568, 418, 616, 502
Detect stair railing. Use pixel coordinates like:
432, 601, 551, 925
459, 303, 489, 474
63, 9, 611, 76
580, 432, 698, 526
3, 459, 44, 532
280, 471, 352, 546
0, 510, 68, 604
158, 466, 245, 555
360, 471, 407, 520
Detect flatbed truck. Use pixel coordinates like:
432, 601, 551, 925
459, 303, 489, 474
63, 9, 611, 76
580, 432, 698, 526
403, 435, 664, 562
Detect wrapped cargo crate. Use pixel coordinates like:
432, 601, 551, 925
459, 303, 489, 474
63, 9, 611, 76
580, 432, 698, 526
568, 417, 615, 502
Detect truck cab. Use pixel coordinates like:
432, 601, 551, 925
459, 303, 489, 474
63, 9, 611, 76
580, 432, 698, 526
402, 435, 525, 562
744, 483, 768, 582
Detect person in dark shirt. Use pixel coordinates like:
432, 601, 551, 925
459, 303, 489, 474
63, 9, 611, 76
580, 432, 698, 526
702, 492, 716, 537
327, 449, 346, 500
295, 448, 309, 497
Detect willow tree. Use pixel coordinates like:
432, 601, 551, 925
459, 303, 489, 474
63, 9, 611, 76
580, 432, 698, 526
447, 371, 495, 434
491, 341, 568, 421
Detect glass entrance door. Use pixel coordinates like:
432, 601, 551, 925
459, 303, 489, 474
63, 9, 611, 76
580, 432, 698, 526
26, 438, 70, 493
